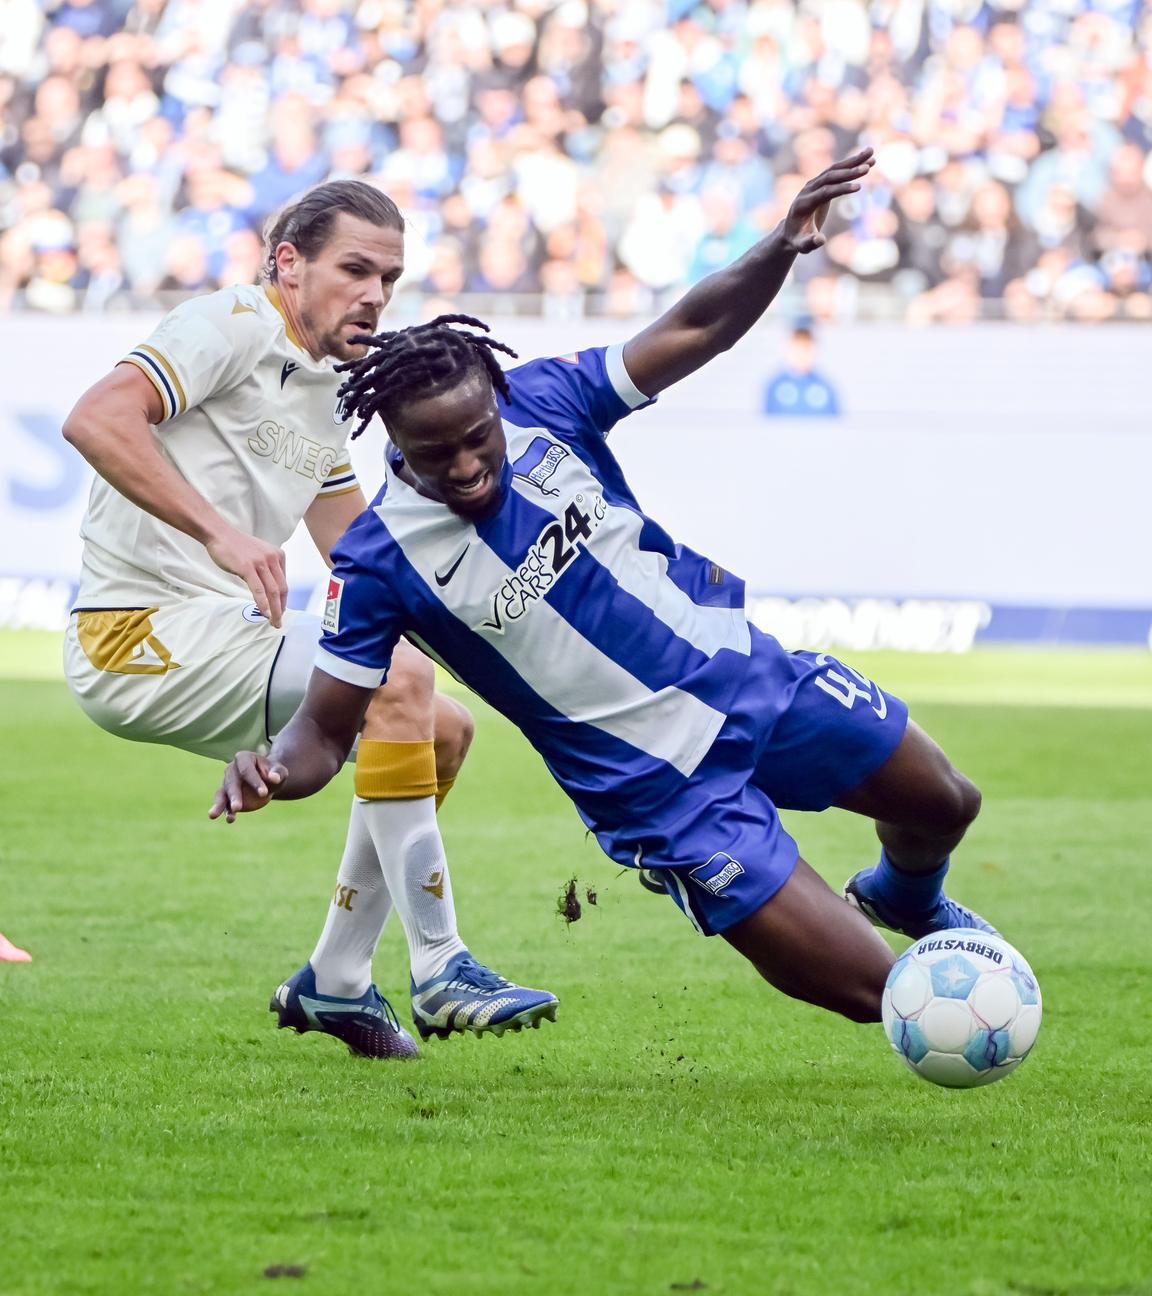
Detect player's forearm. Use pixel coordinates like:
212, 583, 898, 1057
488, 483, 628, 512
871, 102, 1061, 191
63, 400, 234, 548
624, 223, 800, 394
266, 672, 372, 801
266, 712, 357, 801
668, 223, 799, 353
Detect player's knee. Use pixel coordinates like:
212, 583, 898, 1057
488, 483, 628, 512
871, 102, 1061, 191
936, 769, 982, 836
361, 651, 436, 741
837, 980, 884, 1025
387, 641, 436, 700
434, 697, 475, 782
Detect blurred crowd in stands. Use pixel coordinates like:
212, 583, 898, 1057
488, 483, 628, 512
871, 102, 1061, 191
3, 0, 1152, 320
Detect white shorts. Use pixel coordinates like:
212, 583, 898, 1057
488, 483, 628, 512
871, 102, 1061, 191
64, 597, 324, 762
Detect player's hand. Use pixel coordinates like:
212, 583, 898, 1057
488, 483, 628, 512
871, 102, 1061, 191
782, 147, 875, 255
205, 527, 289, 628
209, 752, 287, 823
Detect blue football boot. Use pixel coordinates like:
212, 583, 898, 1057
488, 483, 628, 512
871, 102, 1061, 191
843, 869, 999, 940
410, 952, 559, 1041
271, 963, 420, 1059
637, 867, 666, 895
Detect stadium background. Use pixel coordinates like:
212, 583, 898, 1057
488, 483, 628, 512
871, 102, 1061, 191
3, 6, 1152, 1295
2, 0, 1151, 649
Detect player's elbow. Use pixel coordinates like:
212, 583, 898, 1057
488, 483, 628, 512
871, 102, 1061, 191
62, 392, 112, 458
61, 403, 90, 452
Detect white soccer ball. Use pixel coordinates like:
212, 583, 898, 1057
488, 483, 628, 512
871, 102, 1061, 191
881, 929, 1042, 1088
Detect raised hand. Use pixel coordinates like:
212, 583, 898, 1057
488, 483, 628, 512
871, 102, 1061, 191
209, 752, 287, 823
205, 527, 289, 628
783, 147, 875, 255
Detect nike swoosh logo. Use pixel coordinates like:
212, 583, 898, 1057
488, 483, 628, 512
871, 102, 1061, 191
434, 547, 469, 586
280, 361, 299, 388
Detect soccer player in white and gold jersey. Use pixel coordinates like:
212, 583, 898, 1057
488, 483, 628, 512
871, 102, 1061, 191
62, 180, 557, 1058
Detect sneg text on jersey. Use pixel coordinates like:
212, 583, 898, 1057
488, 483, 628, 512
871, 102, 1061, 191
478, 492, 605, 634
247, 420, 341, 483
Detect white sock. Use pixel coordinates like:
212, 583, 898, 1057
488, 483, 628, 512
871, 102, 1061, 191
357, 795, 467, 985
309, 799, 394, 998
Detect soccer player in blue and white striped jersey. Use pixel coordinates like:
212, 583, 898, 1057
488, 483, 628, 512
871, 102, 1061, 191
212, 149, 998, 1028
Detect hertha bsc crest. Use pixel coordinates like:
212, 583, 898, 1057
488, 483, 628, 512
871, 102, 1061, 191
512, 434, 569, 496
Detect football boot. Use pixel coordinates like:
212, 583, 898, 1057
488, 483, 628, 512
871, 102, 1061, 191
411, 951, 558, 1041
843, 869, 999, 940
270, 963, 419, 1059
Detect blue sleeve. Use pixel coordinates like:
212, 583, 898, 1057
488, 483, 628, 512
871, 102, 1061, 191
499, 344, 655, 444
314, 520, 405, 690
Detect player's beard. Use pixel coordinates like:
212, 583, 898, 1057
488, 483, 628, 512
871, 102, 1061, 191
323, 321, 377, 362
306, 303, 380, 362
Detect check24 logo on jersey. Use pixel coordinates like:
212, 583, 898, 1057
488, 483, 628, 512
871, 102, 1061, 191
478, 493, 606, 634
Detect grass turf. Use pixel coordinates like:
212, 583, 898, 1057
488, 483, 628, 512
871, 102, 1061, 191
1, 635, 1150, 1296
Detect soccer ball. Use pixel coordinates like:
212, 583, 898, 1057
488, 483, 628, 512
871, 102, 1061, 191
881, 929, 1042, 1089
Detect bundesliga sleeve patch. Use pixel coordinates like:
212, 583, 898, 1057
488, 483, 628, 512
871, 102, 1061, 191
321, 575, 344, 634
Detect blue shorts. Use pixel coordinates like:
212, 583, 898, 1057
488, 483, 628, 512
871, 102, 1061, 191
633, 632, 908, 937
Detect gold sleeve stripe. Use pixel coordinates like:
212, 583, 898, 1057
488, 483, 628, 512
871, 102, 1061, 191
136, 344, 187, 416
325, 459, 353, 479
319, 483, 362, 498
122, 353, 174, 421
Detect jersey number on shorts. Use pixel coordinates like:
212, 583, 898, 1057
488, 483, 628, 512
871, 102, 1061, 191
812, 654, 887, 719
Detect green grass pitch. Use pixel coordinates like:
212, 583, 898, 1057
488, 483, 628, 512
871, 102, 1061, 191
1, 633, 1150, 1296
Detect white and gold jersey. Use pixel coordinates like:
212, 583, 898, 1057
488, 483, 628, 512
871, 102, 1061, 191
76, 282, 360, 608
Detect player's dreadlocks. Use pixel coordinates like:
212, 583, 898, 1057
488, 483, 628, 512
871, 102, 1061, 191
334, 315, 518, 441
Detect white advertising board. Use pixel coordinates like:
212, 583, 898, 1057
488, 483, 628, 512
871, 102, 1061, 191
1, 314, 1148, 645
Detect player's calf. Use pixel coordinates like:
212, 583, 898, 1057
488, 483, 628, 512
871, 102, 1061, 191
363, 640, 436, 741
839, 721, 981, 860
723, 858, 894, 1024
837, 721, 994, 937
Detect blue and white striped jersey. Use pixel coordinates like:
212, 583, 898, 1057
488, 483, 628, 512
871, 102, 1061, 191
316, 345, 762, 839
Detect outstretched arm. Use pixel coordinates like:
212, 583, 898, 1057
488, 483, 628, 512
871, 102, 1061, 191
64, 364, 291, 626
209, 668, 373, 821
621, 148, 874, 398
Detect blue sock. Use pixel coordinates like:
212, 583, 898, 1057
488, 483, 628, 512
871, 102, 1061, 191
864, 850, 948, 917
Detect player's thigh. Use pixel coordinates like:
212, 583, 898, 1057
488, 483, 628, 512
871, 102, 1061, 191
66, 599, 285, 761
722, 857, 895, 1023
266, 611, 326, 737
834, 719, 981, 833
270, 623, 438, 744
360, 640, 436, 741
627, 776, 800, 938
